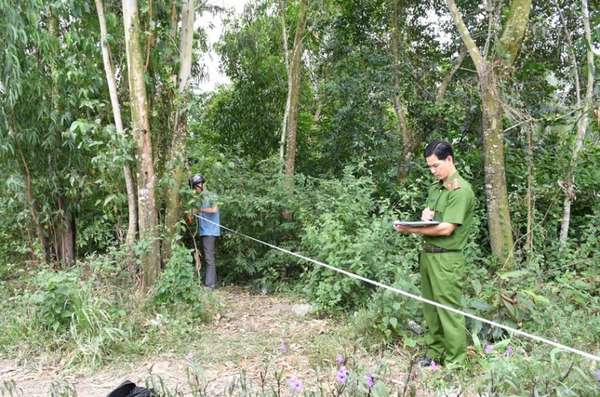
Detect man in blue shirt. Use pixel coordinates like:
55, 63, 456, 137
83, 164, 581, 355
189, 174, 220, 289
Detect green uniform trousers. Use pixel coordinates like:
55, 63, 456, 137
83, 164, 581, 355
420, 251, 466, 363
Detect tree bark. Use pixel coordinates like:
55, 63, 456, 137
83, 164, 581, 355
16, 142, 48, 262
57, 195, 76, 267
479, 67, 514, 267
559, 0, 595, 247
445, 0, 532, 267
123, 0, 161, 290
164, 0, 195, 261
95, 0, 138, 257
284, 0, 308, 180
390, 0, 415, 181
495, 0, 533, 70
279, 0, 291, 167
48, 11, 75, 267
525, 123, 536, 255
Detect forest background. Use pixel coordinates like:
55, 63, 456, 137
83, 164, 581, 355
0, 0, 598, 395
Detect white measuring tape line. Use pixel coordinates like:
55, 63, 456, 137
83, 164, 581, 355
197, 215, 600, 362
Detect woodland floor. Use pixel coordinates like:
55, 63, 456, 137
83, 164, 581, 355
0, 287, 452, 396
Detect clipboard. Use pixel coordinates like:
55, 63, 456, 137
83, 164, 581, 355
393, 220, 440, 227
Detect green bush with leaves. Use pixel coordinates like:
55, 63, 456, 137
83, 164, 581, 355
31, 269, 82, 332
296, 169, 423, 342
153, 244, 215, 319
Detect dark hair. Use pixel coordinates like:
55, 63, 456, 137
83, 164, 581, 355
424, 140, 453, 160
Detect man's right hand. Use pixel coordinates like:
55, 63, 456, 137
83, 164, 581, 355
421, 207, 435, 221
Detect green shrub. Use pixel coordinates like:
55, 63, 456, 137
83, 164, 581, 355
472, 343, 600, 396
153, 244, 215, 320
21, 267, 129, 367
296, 169, 424, 344
31, 269, 82, 332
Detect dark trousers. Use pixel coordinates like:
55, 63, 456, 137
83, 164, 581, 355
201, 236, 217, 288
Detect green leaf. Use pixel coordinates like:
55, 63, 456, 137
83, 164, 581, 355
498, 270, 530, 281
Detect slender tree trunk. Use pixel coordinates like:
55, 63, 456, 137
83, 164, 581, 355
16, 143, 48, 262
390, 0, 415, 181
435, 45, 467, 106
123, 0, 161, 290
279, 0, 291, 167
479, 67, 514, 267
284, 0, 308, 180
57, 195, 76, 266
525, 123, 535, 255
48, 11, 76, 267
144, 0, 155, 70
164, 0, 195, 260
95, 0, 138, 256
446, 0, 532, 267
559, 0, 595, 247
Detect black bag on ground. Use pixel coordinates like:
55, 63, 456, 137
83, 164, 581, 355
107, 380, 156, 397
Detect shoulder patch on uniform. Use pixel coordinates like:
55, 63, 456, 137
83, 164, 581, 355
446, 180, 462, 190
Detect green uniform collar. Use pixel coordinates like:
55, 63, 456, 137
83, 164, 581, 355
439, 171, 461, 190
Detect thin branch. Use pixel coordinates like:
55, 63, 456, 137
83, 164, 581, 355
445, 0, 485, 73
436, 45, 467, 105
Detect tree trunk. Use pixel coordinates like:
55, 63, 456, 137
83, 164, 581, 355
164, 0, 195, 261
525, 124, 536, 255
558, 0, 595, 247
279, 0, 291, 167
446, 0, 531, 267
95, 0, 138, 257
284, 0, 308, 180
495, 0, 533, 70
479, 67, 514, 267
16, 142, 48, 262
123, 0, 161, 290
57, 195, 76, 266
48, 11, 76, 267
435, 45, 467, 106
390, 0, 415, 181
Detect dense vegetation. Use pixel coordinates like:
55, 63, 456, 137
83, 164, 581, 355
0, 0, 598, 395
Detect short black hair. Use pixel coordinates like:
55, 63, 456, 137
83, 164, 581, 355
424, 140, 453, 160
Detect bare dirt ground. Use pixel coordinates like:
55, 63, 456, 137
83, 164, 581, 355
0, 287, 435, 396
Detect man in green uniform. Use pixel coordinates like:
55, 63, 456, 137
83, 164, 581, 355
394, 140, 475, 365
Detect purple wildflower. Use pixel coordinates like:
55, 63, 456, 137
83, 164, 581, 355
484, 344, 494, 354
365, 373, 375, 389
336, 366, 349, 384
429, 361, 440, 371
185, 352, 193, 363
505, 345, 513, 357
280, 339, 288, 354
287, 377, 303, 393
336, 354, 346, 367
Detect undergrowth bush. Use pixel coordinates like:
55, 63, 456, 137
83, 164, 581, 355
296, 168, 424, 342
31, 269, 83, 332
153, 244, 217, 322
0, 247, 219, 368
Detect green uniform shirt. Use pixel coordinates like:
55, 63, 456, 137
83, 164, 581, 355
423, 172, 475, 251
